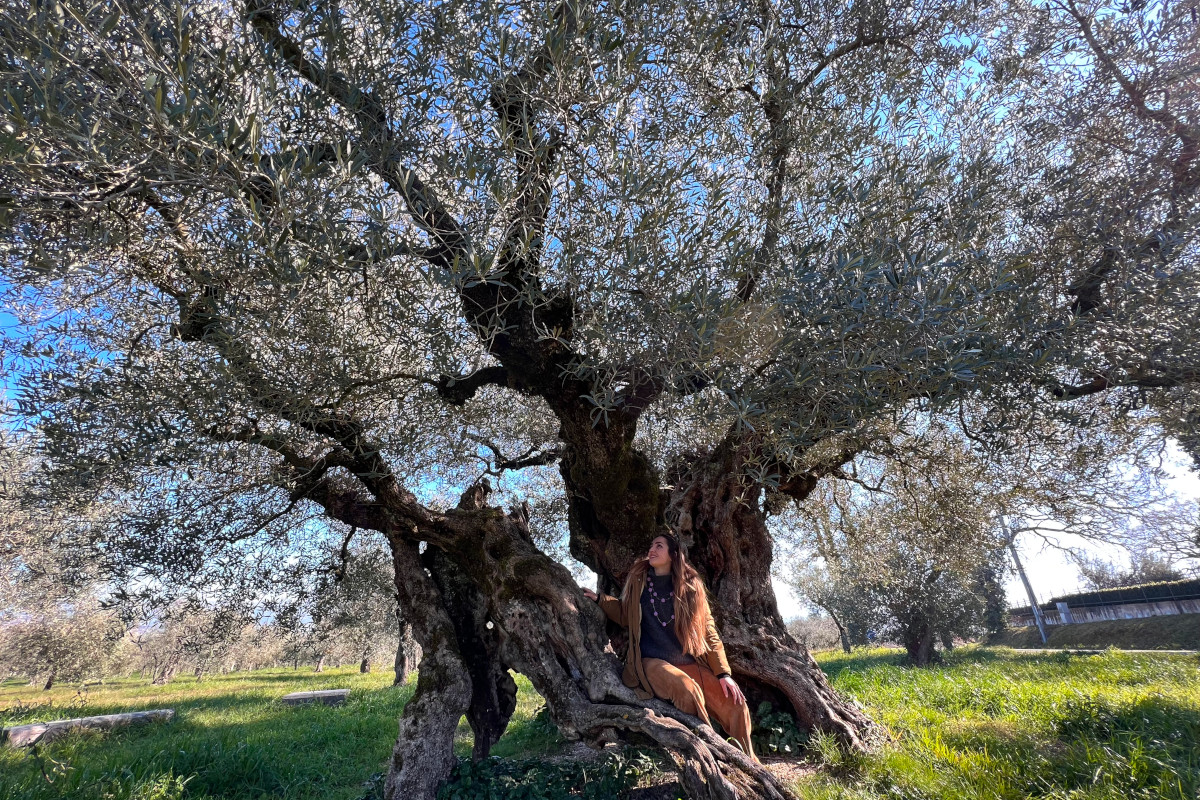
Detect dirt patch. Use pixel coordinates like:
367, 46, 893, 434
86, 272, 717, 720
761, 756, 820, 784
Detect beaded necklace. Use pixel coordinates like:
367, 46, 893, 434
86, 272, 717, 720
646, 574, 676, 627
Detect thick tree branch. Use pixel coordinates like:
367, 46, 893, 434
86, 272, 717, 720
1052, 365, 1200, 399
466, 434, 561, 474
244, 0, 471, 271
434, 366, 510, 406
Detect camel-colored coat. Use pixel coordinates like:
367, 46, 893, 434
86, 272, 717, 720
597, 570, 733, 700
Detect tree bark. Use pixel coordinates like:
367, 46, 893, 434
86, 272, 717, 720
403, 481, 797, 800
360, 656, 371, 674
423, 541, 518, 761
561, 433, 876, 752
394, 621, 417, 686
666, 446, 877, 750
903, 621, 936, 667
384, 540, 472, 800
42, 668, 55, 692
314, 654, 325, 673
827, 611, 852, 654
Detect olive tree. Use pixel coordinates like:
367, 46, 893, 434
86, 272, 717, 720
2, 0, 1198, 797
306, 537, 406, 675
788, 429, 1008, 664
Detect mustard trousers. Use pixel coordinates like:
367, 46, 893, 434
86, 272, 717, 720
642, 657, 757, 761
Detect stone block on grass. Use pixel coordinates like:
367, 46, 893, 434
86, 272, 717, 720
2, 709, 175, 747
280, 689, 350, 706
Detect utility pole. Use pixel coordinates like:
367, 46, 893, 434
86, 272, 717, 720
1003, 516, 1048, 645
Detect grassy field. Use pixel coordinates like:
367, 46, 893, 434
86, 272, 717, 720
988, 615, 1200, 650
2, 648, 1198, 800
806, 647, 1200, 800
0, 667, 557, 800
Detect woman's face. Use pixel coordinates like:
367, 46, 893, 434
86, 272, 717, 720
647, 536, 673, 571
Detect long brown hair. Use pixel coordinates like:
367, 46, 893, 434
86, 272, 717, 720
620, 532, 713, 657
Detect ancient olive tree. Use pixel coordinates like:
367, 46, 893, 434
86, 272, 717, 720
2, 0, 1198, 797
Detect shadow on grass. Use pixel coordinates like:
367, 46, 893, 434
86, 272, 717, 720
0, 681, 418, 800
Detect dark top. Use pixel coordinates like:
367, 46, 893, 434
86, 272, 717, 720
638, 572, 696, 666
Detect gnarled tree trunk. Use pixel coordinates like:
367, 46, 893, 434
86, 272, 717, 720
667, 445, 877, 750
384, 540, 472, 800
386, 481, 796, 800
423, 542, 518, 762
561, 431, 876, 753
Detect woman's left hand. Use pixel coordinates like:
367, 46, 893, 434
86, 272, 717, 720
719, 675, 745, 705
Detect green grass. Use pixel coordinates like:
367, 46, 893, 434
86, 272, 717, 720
3, 649, 1198, 800
795, 647, 1200, 800
1, 667, 411, 800
0, 667, 557, 800
988, 615, 1200, 650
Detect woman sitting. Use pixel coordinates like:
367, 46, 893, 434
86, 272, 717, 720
583, 532, 757, 761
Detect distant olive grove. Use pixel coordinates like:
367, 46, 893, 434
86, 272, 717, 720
1, 439, 413, 689
0, 589, 413, 690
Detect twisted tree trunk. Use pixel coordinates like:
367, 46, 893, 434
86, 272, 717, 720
561, 430, 876, 752
387, 482, 796, 800
423, 543, 518, 761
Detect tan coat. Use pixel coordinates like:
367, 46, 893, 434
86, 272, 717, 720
597, 570, 733, 700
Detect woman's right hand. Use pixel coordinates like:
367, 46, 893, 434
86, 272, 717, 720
582, 589, 598, 601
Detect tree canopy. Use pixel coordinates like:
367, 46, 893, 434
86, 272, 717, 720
2, 0, 1198, 797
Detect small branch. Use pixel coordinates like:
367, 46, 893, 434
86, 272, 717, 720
326, 370, 442, 408
435, 366, 510, 406
1051, 365, 1200, 399
465, 433, 560, 474
830, 467, 888, 494
497, 449, 562, 473
333, 526, 358, 581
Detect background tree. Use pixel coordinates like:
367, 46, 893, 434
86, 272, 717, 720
1076, 550, 1191, 590
789, 429, 1008, 664
791, 563, 885, 655
3, 0, 1198, 797
307, 537, 403, 674
0, 602, 127, 690
784, 615, 843, 653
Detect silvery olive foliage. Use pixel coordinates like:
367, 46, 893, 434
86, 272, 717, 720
788, 430, 1008, 663
784, 416, 1194, 662
0, 0, 1196, 596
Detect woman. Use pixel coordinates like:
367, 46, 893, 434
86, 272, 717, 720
583, 532, 757, 760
